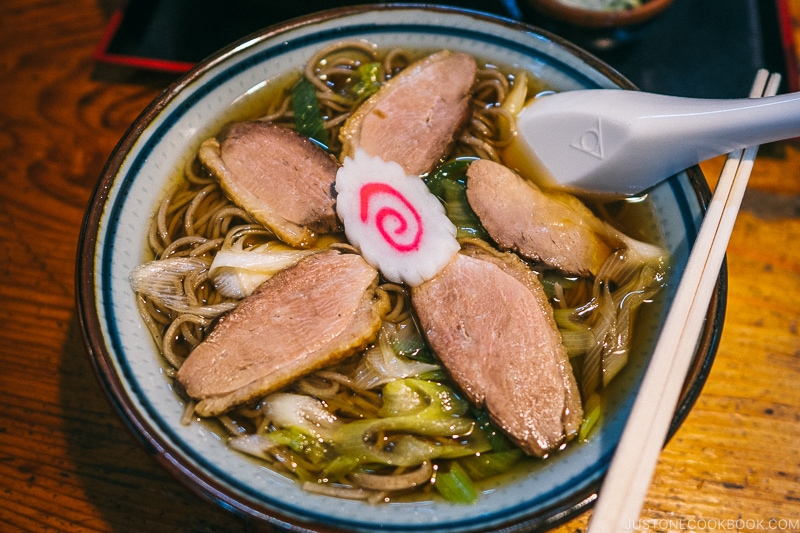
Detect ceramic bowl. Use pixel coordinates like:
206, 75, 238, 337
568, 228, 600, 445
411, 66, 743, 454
76, 5, 724, 532
525, 0, 674, 29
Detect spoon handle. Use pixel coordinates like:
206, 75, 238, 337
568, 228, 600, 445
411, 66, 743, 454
600, 88, 800, 155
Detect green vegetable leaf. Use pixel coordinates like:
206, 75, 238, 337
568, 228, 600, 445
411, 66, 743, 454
271, 427, 329, 464
331, 379, 491, 467
386, 317, 437, 363
291, 76, 329, 148
349, 62, 382, 102
578, 392, 602, 441
424, 159, 489, 240
434, 461, 478, 504
458, 449, 523, 481
472, 408, 515, 451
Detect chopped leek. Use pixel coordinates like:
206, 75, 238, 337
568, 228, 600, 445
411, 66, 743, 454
321, 455, 362, 480
240, 375, 499, 496
500, 71, 528, 116
380, 379, 469, 418
130, 256, 237, 317
209, 234, 341, 299
334, 429, 484, 467
384, 317, 436, 363
379, 379, 426, 416
228, 433, 279, 461
553, 308, 595, 357
434, 461, 478, 504
540, 273, 579, 300
209, 242, 317, 299
578, 392, 602, 441
332, 379, 491, 466
291, 76, 329, 147
270, 427, 329, 464
548, 228, 669, 396
353, 320, 440, 390
261, 392, 339, 441
458, 449, 524, 481
349, 62, 382, 102
472, 408, 514, 451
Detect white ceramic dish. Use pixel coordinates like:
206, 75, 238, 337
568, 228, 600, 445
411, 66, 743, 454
76, 5, 724, 532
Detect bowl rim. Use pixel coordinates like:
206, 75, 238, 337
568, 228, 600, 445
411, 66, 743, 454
75, 4, 725, 532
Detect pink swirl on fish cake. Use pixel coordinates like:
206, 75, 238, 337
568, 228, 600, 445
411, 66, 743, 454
359, 182, 423, 253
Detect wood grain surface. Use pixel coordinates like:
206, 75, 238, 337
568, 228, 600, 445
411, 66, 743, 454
0, 1, 798, 532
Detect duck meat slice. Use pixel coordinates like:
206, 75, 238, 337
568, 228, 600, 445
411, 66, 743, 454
466, 159, 615, 277
199, 121, 341, 248
177, 250, 389, 416
411, 239, 582, 457
339, 50, 476, 176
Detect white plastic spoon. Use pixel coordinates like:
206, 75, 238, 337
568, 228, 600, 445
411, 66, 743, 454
506, 86, 800, 195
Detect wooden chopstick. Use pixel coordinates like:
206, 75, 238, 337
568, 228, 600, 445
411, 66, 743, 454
587, 69, 782, 533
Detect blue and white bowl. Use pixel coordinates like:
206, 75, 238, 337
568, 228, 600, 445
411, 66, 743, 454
76, 5, 724, 532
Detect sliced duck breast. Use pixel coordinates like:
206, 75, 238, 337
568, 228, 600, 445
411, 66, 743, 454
177, 250, 390, 416
411, 240, 582, 457
339, 50, 477, 176
466, 159, 615, 277
199, 121, 341, 248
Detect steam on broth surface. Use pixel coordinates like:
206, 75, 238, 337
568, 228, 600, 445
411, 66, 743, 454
131, 41, 668, 504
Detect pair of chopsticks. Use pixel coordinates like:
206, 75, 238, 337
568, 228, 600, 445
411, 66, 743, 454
587, 69, 782, 533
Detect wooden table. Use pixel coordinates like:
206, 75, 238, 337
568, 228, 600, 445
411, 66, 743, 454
1, 1, 798, 531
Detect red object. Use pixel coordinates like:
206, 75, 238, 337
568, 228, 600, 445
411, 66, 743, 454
92, 6, 195, 73
776, 0, 800, 92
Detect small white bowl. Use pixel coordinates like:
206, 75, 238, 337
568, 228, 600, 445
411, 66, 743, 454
76, 5, 723, 532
